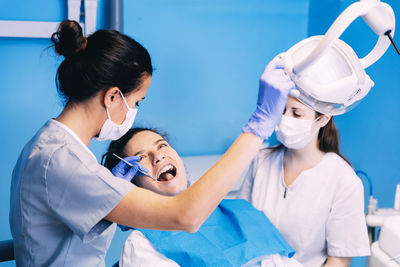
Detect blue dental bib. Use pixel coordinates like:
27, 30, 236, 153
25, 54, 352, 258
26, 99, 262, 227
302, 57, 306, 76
138, 199, 294, 266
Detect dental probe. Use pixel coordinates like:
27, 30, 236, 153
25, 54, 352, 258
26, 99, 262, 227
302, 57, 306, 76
390, 253, 400, 261
112, 153, 157, 181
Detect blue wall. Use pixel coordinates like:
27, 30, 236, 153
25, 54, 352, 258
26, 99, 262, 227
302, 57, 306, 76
125, 0, 309, 156
0, 0, 308, 265
2, 0, 398, 266
308, 1, 400, 265
308, 0, 400, 230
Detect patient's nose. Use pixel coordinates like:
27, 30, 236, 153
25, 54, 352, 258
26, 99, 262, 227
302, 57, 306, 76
153, 153, 165, 165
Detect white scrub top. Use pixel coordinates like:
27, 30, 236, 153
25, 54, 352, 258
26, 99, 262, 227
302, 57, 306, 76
119, 230, 303, 267
239, 147, 370, 267
10, 119, 135, 266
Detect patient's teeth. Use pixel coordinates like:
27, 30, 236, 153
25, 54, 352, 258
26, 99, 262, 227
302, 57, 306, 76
160, 164, 173, 174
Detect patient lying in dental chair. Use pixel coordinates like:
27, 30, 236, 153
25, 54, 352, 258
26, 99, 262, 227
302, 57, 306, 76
102, 128, 303, 267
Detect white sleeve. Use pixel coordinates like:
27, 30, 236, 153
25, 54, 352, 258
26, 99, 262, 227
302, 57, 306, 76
236, 160, 255, 202
120, 230, 179, 267
326, 176, 371, 257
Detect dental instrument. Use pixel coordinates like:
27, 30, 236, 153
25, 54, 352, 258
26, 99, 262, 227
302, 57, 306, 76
368, 215, 400, 266
281, 0, 398, 115
358, 170, 400, 267
112, 153, 157, 181
390, 254, 400, 261
356, 170, 378, 215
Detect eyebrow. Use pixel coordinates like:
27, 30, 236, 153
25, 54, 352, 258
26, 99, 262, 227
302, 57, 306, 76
133, 138, 166, 156
291, 107, 304, 113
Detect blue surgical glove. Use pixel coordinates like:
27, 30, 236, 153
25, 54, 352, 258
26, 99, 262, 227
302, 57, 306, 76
118, 224, 133, 232
242, 55, 296, 139
112, 156, 149, 232
111, 155, 149, 182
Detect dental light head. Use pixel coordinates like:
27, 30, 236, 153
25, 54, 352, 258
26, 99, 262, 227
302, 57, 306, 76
282, 0, 397, 115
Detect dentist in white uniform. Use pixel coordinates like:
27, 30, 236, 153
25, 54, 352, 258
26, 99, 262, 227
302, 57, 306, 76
239, 96, 370, 267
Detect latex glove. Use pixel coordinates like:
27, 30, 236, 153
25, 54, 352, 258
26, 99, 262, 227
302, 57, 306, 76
111, 155, 149, 182
112, 155, 148, 232
118, 224, 133, 232
242, 55, 296, 139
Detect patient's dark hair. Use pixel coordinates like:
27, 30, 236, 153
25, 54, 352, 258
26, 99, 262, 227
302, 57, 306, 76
102, 128, 168, 171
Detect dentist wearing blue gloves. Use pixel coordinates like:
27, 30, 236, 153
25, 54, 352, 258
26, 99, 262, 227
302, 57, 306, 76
10, 20, 295, 266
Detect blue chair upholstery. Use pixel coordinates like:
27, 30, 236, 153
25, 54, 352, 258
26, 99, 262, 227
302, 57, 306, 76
0, 239, 14, 262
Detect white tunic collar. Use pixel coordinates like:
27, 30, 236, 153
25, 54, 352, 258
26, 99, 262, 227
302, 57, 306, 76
50, 119, 97, 162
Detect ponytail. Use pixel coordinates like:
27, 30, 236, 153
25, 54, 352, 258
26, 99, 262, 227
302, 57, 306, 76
317, 114, 351, 166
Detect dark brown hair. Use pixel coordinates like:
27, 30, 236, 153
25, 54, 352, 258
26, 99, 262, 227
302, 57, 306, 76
101, 128, 167, 171
51, 20, 153, 105
316, 113, 351, 165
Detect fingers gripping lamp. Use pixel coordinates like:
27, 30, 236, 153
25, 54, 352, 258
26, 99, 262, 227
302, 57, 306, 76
282, 0, 398, 115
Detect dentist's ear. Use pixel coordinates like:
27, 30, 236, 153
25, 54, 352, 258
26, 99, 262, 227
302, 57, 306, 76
316, 115, 332, 128
103, 87, 120, 109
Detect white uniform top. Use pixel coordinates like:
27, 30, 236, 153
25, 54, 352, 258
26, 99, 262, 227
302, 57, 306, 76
119, 230, 303, 267
239, 147, 370, 267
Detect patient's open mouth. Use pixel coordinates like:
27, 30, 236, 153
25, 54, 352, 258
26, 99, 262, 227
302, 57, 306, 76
157, 164, 177, 182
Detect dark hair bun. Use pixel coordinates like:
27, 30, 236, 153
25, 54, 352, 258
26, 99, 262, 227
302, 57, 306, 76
51, 20, 87, 58
53, 21, 152, 104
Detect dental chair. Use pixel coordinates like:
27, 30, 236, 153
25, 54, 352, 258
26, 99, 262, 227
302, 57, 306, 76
367, 215, 400, 266
182, 153, 247, 198
0, 239, 14, 262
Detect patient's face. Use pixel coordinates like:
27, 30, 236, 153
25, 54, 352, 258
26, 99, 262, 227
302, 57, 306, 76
124, 130, 187, 196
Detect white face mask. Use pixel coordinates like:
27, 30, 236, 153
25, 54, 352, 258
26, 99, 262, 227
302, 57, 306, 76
95, 91, 138, 141
275, 115, 320, 149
